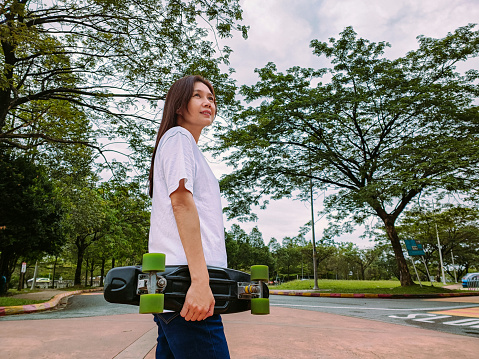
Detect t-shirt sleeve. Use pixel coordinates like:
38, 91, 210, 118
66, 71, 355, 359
157, 131, 195, 196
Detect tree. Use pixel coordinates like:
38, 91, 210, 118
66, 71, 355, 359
0, 150, 63, 292
214, 25, 479, 286
305, 240, 336, 279
95, 179, 151, 275
395, 203, 479, 280
61, 182, 108, 285
275, 236, 304, 281
339, 243, 383, 280
247, 226, 273, 270
58, 175, 150, 285
224, 224, 272, 271
224, 224, 248, 270
1, 0, 247, 168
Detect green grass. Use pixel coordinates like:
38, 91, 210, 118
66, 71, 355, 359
0, 297, 46, 306
272, 279, 462, 295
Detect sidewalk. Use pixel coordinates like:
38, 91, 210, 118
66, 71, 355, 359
2, 288, 479, 358
2, 305, 479, 358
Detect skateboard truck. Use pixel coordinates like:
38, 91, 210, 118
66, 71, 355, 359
237, 281, 266, 300
137, 273, 167, 295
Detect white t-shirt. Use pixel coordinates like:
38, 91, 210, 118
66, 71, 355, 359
148, 126, 227, 268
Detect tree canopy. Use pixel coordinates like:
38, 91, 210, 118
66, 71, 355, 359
213, 25, 479, 286
0, 0, 248, 290
1, 0, 247, 170
0, 150, 63, 291
395, 203, 479, 280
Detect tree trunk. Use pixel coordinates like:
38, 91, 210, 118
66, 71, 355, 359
383, 218, 414, 286
89, 259, 94, 287
0, 254, 10, 294
100, 258, 106, 287
51, 256, 57, 289
84, 257, 89, 287
18, 271, 24, 291
0, 251, 19, 292
74, 246, 84, 285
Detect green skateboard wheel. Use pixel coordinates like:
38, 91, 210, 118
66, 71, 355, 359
139, 293, 164, 314
251, 265, 269, 281
251, 298, 270, 315
142, 253, 166, 272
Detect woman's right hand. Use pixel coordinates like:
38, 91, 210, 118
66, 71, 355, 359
180, 281, 215, 321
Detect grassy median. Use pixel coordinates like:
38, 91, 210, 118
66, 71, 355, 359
272, 279, 464, 295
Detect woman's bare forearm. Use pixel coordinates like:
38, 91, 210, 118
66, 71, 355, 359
170, 185, 209, 283
170, 179, 214, 321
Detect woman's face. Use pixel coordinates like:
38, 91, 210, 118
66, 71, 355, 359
176, 81, 216, 131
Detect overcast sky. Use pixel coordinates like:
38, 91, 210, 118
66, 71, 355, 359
204, 0, 479, 248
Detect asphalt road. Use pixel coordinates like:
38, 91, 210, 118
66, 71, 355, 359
271, 294, 479, 338
3, 292, 479, 338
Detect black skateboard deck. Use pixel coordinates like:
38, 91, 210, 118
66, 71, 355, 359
104, 265, 269, 314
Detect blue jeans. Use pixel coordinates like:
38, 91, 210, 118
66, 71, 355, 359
153, 312, 230, 359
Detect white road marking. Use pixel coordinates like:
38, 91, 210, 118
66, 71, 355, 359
271, 303, 478, 311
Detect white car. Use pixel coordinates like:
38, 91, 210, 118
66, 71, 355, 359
26, 278, 51, 288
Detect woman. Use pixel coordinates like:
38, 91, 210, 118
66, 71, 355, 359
148, 75, 230, 358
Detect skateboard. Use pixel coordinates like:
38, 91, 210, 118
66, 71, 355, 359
104, 253, 270, 315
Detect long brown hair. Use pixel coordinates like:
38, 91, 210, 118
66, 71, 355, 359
148, 75, 217, 198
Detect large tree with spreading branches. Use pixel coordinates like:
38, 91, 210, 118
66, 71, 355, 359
1, 0, 247, 169
213, 25, 479, 286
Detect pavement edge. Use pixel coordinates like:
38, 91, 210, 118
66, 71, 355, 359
0, 288, 103, 316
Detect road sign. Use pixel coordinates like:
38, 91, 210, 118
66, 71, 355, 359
21, 262, 26, 273
404, 240, 425, 256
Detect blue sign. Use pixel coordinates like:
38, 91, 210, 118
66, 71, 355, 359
404, 239, 425, 256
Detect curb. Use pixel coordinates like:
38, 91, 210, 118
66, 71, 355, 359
0, 288, 103, 316
270, 290, 479, 299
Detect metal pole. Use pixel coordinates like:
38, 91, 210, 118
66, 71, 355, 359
410, 257, 422, 287
435, 222, 447, 285
432, 202, 447, 284
451, 251, 457, 283
30, 261, 38, 290
310, 175, 319, 290
422, 256, 434, 286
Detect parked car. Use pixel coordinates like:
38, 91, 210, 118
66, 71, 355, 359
461, 272, 479, 288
